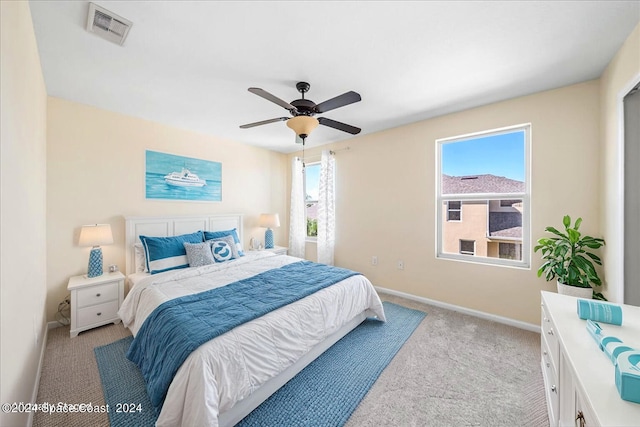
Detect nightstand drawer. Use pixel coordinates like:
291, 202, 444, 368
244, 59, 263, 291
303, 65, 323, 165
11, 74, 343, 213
77, 300, 119, 328
77, 282, 118, 308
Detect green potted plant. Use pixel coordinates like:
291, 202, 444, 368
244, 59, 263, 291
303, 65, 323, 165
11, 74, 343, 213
534, 215, 606, 300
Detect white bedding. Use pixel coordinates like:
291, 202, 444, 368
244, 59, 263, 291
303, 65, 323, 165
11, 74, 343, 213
118, 251, 386, 427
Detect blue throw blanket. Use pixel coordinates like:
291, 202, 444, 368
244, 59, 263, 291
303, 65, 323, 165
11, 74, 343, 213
126, 260, 360, 408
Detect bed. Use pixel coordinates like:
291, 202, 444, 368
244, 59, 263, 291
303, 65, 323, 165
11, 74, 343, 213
119, 214, 386, 427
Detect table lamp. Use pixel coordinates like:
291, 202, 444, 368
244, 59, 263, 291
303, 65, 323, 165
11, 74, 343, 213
79, 224, 113, 278
259, 213, 280, 249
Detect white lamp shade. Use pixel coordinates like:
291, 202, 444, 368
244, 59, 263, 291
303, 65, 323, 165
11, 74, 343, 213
79, 224, 114, 247
259, 213, 280, 229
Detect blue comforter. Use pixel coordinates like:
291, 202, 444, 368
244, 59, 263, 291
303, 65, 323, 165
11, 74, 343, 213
126, 260, 360, 408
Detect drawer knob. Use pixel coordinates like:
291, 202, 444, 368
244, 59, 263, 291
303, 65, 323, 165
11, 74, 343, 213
96, 293, 101, 297
543, 351, 548, 356
548, 329, 554, 336
551, 385, 557, 393
546, 362, 550, 368
576, 410, 585, 427
97, 312, 102, 316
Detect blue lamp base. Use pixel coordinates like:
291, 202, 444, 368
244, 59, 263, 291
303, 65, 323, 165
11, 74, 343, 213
264, 228, 274, 249
87, 247, 103, 278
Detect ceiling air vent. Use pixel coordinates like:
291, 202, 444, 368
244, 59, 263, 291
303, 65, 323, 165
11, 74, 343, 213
86, 3, 132, 46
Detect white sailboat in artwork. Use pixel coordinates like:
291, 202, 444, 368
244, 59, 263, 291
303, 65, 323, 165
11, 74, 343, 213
164, 167, 207, 187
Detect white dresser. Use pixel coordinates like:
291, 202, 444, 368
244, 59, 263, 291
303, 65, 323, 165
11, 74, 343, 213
67, 271, 125, 338
541, 291, 640, 426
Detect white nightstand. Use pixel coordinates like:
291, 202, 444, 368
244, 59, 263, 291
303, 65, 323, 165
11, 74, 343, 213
67, 271, 125, 338
265, 246, 288, 255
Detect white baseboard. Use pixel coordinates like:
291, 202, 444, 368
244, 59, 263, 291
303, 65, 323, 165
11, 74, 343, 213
27, 325, 48, 427
47, 320, 64, 329
375, 286, 540, 333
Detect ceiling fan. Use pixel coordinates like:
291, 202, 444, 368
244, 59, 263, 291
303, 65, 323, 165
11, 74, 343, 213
240, 82, 361, 143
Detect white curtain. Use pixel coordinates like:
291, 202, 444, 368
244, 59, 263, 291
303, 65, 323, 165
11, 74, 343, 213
317, 150, 336, 265
288, 157, 306, 258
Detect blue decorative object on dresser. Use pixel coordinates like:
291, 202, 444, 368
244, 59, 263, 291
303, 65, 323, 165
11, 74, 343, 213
586, 319, 640, 404
577, 298, 623, 325
259, 213, 280, 249
79, 224, 114, 278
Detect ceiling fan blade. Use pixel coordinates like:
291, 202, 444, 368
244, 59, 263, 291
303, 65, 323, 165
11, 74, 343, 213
248, 87, 297, 112
239, 117, 289, 129
314, 91, 361, 113
318, 117, 361, 135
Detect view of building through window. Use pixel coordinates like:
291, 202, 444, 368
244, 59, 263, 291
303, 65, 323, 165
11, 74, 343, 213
437, 125, 530, 267
305, 163, 320, 237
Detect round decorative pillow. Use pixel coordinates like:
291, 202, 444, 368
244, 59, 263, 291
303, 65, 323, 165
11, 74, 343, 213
211, 241, 233, 262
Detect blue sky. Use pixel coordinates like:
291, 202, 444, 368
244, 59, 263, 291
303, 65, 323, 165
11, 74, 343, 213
305, 163, 320, 200
441, 131, 525, 181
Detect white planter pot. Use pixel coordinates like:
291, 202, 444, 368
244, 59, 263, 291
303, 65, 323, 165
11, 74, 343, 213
557, 280, 592, 299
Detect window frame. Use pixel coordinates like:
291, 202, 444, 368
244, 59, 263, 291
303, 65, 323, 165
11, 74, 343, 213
435, 123, 531, 269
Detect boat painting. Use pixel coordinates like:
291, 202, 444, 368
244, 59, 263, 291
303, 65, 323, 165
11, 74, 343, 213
164, 168, 207, 187
145, 150, 221, 202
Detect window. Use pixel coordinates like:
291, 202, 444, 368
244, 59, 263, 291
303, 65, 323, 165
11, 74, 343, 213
499, 242, 522, 260
459, 239, 475, 255
304, 163, 320, 238
447, 201, 461, 221
436, 124, 530, 268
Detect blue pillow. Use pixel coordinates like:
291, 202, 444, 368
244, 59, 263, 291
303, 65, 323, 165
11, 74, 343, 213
203, 229, 244, 256
140, 231, 205, 274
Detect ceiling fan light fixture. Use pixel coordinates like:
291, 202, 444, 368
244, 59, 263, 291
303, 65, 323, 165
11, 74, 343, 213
287, 116, 319, 140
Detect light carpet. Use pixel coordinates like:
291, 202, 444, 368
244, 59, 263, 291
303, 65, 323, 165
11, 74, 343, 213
94, 301, 426, 426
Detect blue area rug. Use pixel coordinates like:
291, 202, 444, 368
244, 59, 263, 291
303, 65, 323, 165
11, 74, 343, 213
94, 301, 426, 427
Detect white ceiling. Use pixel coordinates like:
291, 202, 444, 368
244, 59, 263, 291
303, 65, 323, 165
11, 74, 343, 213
29, 1, 640, 153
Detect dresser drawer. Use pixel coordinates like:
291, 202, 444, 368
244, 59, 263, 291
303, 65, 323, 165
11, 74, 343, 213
541, 337, 559, 425
77, 281, 119, 308
77, 300, 119, 328
541, 304, 559, 368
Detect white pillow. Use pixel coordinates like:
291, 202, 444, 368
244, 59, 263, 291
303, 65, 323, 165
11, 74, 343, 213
210, 240, 235, 263
134, 243, 147, 273
206, 235, 240, 260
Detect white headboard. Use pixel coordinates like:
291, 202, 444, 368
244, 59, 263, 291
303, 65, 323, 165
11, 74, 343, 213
124, 214, 243, 276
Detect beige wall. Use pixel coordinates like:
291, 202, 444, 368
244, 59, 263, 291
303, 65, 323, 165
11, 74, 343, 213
46, 98, 288, 321
0, 2, 48, 426
599, 22, 640, 303
442, 201, 489, 256
291, 80, 601, 325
